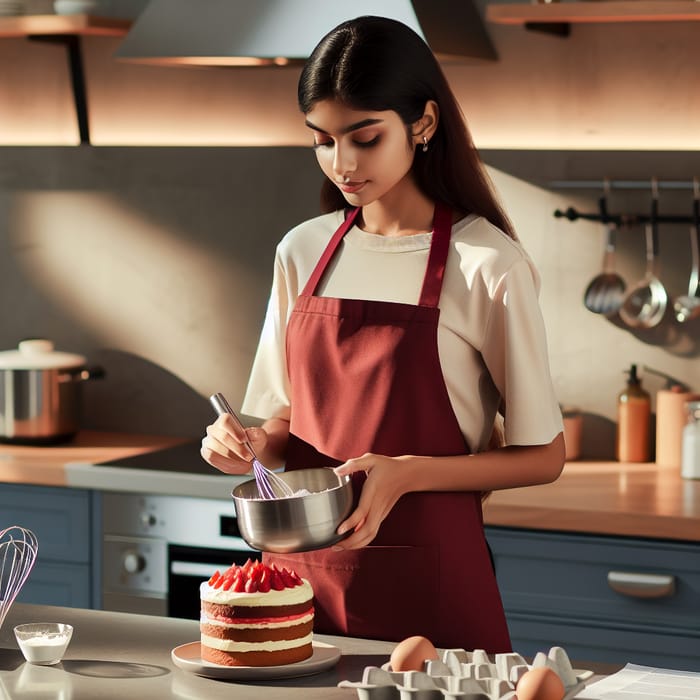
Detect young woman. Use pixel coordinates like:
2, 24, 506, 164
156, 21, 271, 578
201, 16, 564, 652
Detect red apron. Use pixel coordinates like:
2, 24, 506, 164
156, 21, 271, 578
264, 204, 511, 652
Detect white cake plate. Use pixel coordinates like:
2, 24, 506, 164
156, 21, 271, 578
171, 640, 341, 680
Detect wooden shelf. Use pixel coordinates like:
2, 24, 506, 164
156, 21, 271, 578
487, 1, 700, 25
0, 13, 131, 37
0, 14, 132, 144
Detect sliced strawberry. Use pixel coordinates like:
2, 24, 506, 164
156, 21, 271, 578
258, 570, 272, 592
270, 569, 285, 590
242, 558, 256, 573
280, 568, 297, 588
233, 575, 246, 592
250, 563, 264, 583
245, 577, 258, 593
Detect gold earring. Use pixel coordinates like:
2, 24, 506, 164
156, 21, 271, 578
422, 136, 429, 153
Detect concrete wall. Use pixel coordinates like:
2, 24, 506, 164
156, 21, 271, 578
0, 147, 324, 436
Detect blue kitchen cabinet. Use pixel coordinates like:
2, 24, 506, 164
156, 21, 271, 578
486, 526, 700, 671
0, 483, 101, 609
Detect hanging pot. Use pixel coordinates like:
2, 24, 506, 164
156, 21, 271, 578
0, 339, 105, 445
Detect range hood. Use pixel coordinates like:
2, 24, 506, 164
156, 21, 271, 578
115, 0, 497, 66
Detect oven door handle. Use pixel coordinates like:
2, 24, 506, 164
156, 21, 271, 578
171, 561, 231, 578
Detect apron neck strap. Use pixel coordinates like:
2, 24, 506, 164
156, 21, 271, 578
418, 202, 453, 307
301, 203, 453, 307
301, 207, 361, 297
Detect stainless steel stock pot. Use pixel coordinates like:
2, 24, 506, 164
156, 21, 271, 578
0, 339, 104, 444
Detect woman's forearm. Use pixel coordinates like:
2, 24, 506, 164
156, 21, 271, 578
403, 432, 566, 494
332, 432, 566, 549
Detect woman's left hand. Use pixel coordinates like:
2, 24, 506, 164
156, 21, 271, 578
331, 453, 415, 550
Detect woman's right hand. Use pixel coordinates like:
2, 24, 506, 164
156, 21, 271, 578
200, 414, 269, 475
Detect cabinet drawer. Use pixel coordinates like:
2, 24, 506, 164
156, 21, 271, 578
0, 483, 91, 563
486, 527, 700, 633
506, 613, 700, 672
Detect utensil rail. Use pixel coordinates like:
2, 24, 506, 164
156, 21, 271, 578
553, 176, 700, 227
554, 207, 695, 226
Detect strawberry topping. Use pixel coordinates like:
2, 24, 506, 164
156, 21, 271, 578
207, 560, 303, 591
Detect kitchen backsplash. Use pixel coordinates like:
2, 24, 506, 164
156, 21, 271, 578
1, 147, 699, 458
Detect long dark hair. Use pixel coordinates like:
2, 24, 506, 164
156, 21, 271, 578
298, 16, 516, 240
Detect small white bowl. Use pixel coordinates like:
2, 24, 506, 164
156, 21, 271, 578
14, 623, 73, 665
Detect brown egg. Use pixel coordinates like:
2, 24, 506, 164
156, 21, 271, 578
389, 635, 439, 672
516, 667, 566, 700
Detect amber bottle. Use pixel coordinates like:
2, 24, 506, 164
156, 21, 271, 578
616, 364, 651, 463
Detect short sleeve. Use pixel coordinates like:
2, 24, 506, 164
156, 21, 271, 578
480, 258, 563, 446
241, 253, 292, 422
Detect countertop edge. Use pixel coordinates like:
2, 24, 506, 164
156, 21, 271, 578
65, 461, 248, 500
483, 503, 700, 542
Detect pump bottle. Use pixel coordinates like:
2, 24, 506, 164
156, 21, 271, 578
616, 364, 651, 463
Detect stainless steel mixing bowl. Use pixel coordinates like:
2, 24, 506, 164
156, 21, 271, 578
231, 468, 353, 553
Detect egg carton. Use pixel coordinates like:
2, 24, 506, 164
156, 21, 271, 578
338, 646, 591, 700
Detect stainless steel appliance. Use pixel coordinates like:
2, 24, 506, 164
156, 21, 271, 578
99, 442, 254, 620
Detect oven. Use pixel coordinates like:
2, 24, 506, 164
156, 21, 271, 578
98, 441, 255, 621
102, 491, 254, 620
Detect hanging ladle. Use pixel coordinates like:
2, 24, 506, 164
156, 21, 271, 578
584, 194, 626, 316
673, 178, 700, 323
619, 181, 669, 329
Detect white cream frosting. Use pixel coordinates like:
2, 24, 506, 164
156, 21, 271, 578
202, 612, 314, 629
200, 579, 312, 606
201, 631, 313, 653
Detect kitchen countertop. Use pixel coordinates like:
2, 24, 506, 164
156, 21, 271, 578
1, 432, 700, 540
0, 603, 616, 699
483, 460, 700, 542
0, 431, 186, 488
0, 431, 247, 499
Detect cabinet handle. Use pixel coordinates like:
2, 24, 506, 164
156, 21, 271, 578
607, 571, 676, 599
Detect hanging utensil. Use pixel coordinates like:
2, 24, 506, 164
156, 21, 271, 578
0, 526, 38, 631
619, 180, 669, 329
209, 393, 295, 500
584, 194, 626, 316
673, 178, 700, 323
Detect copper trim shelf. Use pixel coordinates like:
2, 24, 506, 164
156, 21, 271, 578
0, 13, 131, 37
487, 1, 700, 25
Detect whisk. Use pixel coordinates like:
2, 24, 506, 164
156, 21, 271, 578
209, 393, 295, 500
0, 526, 38, 631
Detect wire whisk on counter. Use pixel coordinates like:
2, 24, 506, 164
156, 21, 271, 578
209, 393, 295, 500
0, 526, 38, 631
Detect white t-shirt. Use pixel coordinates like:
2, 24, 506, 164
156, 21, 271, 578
242, 210, 563, 453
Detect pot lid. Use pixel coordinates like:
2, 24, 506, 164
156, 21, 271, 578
0, 340, 87, 370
